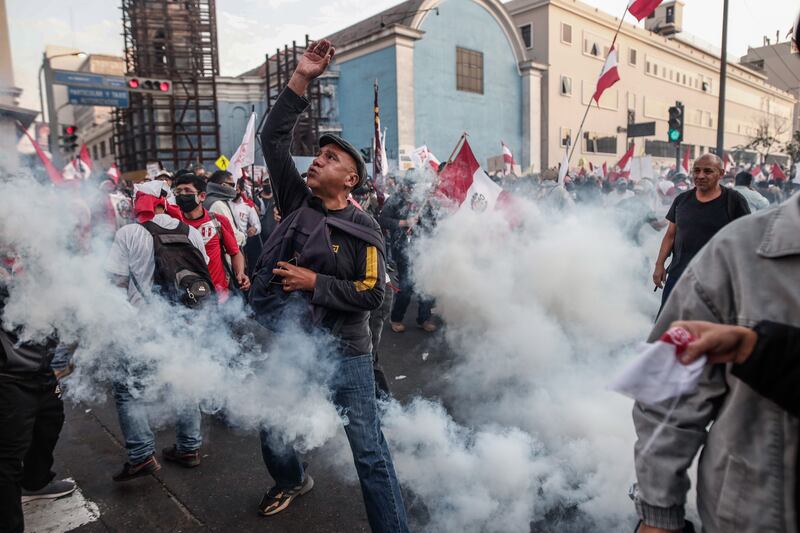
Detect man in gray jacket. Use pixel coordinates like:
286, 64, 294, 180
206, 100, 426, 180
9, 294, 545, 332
632, 192, 800, 533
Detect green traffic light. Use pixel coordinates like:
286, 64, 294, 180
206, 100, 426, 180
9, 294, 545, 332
669, 129, 681, 142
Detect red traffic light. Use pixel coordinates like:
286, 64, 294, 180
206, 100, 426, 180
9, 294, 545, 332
128, 78, 139, 89
159, 81, 170, 92
65, 126, 76, 135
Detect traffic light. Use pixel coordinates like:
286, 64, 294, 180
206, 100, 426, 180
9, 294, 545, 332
125, 76, 173, 95
667, 102, 684, 144
60, 125, 78, 153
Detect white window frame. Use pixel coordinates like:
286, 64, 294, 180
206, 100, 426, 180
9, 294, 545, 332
560, 75, 572, 96
561, 23, 572, 45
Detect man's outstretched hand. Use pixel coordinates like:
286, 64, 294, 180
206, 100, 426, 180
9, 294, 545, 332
288, 40, 335, 96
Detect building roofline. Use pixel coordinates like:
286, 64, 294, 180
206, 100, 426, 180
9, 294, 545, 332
507, 0, 796, 102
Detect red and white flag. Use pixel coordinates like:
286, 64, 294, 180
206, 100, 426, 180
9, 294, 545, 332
628, 0, 663, 21
771, 163, 787, 181
436, 137, 481, 206
723, 153, 733, 173
601, 161, 608, 179
412, 145, 440, 174
593, 45, 621, 104
501, 141, 516, 175
107, 163, 120, 184
79, 143, 93, 172
680, 149, 690, 175
617, 144, 635, 177
751, 165, 764, 181
63, 158, 91, 181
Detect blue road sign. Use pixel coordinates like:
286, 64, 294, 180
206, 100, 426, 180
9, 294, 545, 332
53, 69, 127, 90
67, 86, 130, 108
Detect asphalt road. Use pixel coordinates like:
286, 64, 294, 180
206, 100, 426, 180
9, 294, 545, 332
29, 302, 453, 533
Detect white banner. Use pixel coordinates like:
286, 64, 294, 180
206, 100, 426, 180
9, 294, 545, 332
228, 112, 257, 180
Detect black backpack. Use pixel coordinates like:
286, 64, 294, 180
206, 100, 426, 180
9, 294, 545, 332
139, 221, 215, 307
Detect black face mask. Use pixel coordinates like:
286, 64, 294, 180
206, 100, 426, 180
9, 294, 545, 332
175, 193, 199, 212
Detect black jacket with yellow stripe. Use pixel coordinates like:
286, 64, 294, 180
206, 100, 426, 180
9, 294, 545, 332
250, 87, 386, 357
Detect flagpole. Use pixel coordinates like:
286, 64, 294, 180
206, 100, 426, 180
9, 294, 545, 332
566, 2, 629, 166
445, 132, 467, 165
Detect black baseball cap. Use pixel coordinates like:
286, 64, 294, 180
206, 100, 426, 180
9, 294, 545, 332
319, 133, 367, 189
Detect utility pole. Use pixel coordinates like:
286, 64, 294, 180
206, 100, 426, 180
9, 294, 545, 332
715, 0, 729, 156
42, 54, 61, 168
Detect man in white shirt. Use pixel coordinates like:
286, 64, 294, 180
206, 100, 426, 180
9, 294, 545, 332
732, 171, 769, 212
105, 187, 211, 482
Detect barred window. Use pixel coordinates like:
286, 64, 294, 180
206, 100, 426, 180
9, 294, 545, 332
520, 24, 533, 49
456, 47, 483, 94
583, 132, 617, 154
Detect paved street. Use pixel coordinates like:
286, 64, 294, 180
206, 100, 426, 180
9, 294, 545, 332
25, 304, 452, 533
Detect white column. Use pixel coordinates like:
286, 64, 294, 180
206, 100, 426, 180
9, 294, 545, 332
395, 37, 416, 157
521, 61, 543, 173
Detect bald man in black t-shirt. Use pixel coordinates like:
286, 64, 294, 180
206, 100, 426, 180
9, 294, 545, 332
653, 154, 750, 311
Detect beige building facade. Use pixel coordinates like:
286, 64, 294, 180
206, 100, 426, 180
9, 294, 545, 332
507, 0, 796, 170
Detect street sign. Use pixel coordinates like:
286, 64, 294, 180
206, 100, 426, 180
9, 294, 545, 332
53, 69, 127, 90
215, 155, 230, 170
67, 86, 129, 108
627, 121, 656, 138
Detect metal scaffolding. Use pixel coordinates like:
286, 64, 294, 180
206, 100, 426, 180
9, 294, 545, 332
263, 35, 324, 156
113, 0, 220, 172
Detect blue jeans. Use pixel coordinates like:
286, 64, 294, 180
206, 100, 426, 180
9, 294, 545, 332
112, 381, 202, 464
259, 354, 409, 533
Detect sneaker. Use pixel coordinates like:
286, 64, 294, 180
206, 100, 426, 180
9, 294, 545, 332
21, 479, 76, 503
258, 474, 314, 516
390, 321, 406, 333
112, 455, 161, 482
162, 445, 201, 468
418, 320, 437, 333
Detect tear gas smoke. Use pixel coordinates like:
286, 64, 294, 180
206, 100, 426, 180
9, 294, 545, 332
1, 170, 666, 532
0, 177, 341, 452
375, 193, 662, 532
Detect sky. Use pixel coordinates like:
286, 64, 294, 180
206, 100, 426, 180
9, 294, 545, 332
7, 0, 797, 113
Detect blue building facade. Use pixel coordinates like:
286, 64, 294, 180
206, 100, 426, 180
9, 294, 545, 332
326, 0, 531, 170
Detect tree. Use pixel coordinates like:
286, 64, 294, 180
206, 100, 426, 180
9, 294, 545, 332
745, 115, 789, 164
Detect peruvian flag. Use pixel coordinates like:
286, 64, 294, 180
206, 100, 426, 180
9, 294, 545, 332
601, 161, 608, 179
501, 141, 516, 175
680, 149, 690, 175
228, 111, 256, 181
617, 144, 635, 177
751, 165, 764, 181
107, 163, 120, 184
771, 163, 787, 181
436, 137, 481, 205
437, 136, 507, 214
79, 143, 93, 171
593, 45, 621, 104
628, 0, 663, 21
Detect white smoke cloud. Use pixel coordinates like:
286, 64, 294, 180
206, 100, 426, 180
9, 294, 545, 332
0, 177, 341, 452
0, 171, 667, 532
377, 196, 661, 532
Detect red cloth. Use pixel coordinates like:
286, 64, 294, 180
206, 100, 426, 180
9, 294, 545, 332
79, 144, 93, 171
628, 0, 663, 21
593, 46, 620, 104
17, 123, 63, 183
772, 164, 787, 181
168, 205, 240, 294
133, 192, 167, 223
436, 138, 480, 205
